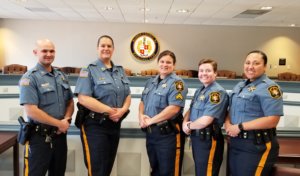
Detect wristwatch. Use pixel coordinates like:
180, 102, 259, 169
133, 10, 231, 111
238, 123, 244, 131
187, 122, 191, 130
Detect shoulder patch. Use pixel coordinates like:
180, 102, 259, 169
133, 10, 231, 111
175, 80, 184, 92
20, 78, 30, 86
210, 92, 221, 104
175, 92, 183, 100
268, 85, 282, 99
79, 70, 89, 78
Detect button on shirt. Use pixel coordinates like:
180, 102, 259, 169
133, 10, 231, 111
229, 74, 284, 124
19, 63, 74, 121
141, 73, 188, 118
189, 81, 229, 126
74, 60, 130, 108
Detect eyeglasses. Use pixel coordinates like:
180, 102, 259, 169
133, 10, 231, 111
41, 49, 55, 53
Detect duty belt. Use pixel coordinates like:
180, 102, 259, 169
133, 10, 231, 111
190, 124, 222, 140
32, 124, 59, 148
237, 128, 277, 144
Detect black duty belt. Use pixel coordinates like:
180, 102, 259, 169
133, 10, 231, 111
236, 128, 277, 145
32, 124, 58, 136
190, 124, 222, 140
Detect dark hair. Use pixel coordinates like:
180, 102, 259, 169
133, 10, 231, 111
198, 58, 218, 72
97, 35, 114, 47
157, 50, 176, 64
247, 50, 268, 66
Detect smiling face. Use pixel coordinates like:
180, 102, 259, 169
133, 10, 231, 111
33, 39, 55, 68
158, 55, 175, 78
97, 36, 114, 61
198, 63, 217, 86
244, 52, 266, 81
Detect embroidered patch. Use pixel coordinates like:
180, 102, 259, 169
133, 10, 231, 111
175, 93, 183, 100
210, 92, 221, 104
20, 78, 30, 86
268, 85, 282, 99
175, 81, 184, 92
79, 70, 88, 78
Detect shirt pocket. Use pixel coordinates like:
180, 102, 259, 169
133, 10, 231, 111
239, 93, 261, 115
121, 78, 130, 94
38, 85, 56, 105
61, 83, 71, 101
94, 80, 113, 98
154, 90, 168, 109
191, 101, 205, 119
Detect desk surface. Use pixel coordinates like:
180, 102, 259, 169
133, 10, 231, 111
278, 138, 300, 164
0, 132, 18, 154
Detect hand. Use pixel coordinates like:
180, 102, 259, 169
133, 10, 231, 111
226, 124, 240, 137
139, 114, 150, 128
144, 117, 153, 127
182, 121, 191, 135
57, 118, 70, 133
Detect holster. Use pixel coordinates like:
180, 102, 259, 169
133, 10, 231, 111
17, 116, 32, 145
75, 102, 90, 128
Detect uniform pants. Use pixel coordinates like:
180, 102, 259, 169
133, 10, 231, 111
228, 137, 279, 176
146, 125, 182, 176
81, 118, 120, 176
191, 133, 224, 176
23, 133, 67, 176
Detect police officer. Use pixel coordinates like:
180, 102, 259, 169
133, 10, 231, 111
225, 50, 284, 176
139, 50, 188, 176
19, 39, 74, 176
182, 59, 229, 176
75, 35, 131, 176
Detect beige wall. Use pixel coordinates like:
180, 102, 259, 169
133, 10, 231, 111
1, 19, 300, 76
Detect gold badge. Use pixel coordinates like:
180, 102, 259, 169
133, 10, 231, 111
248, 86, 256, 92
175, 81, 184, 92
210, 92, 221, 104
268, 86, 282, 99
79, 70, 89, 78
199, 95, 205, 101
176, 92, 183, 100
20, 78, 30, 86
162, 83, 167, 88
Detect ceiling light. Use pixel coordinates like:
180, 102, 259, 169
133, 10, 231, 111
260, 6, 272, 10
140, 8, 150, 12
176, 9, 190, 13
290, 24, 296, 27
104, 6, 113, 11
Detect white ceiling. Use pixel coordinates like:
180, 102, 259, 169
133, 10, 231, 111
0, 0, 299, 27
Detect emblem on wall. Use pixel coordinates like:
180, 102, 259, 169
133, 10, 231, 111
130, 32, 159, 61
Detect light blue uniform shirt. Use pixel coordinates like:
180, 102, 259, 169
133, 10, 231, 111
74, 59, 130, 108
229, 74, 284, 124
189, 81, 229, 126
19, 63, 73, 122
141, 73, 188, 118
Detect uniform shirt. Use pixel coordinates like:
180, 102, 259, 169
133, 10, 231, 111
229, 74, 284, 124
189, 81, 229, 126
19, 63, 73, 122
141, 73, 188, 118
74, 59, 130, 108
